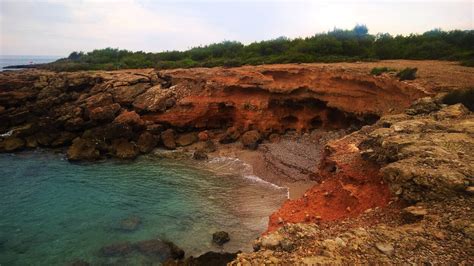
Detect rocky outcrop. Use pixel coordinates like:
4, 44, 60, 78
359, 100, 473, 202
0, 64, 436, 159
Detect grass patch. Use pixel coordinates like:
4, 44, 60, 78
442, 88, 474, 111
370, 67, 396, 76
396, 67, 417, 81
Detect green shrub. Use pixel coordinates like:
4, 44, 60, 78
460, 59, 474, 67
38, 27, 474, 71
396, 67, 418, 81
370, 67, 396, 76
442, 88, 474, 111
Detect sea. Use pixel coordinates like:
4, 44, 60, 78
0, 151, 288, 265
0, 55, 61, 70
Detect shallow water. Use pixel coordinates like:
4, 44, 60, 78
0, 151, 287, 265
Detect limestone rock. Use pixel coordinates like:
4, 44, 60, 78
260, 233, 283, 249
375, 242, 394, 256
132, 85, 175, 112
111, 138, 139, 159
402, 206, 427, 223
241, 130, 261, 150
176, 132, 198, 147
67, 138, 100, 161
137, 132, 158, 153
161, 129, 176, 150
2, 136, 25, 151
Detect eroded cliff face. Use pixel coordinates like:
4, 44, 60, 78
0, 64, 426, 159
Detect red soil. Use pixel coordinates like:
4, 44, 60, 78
267, 129, 391, 232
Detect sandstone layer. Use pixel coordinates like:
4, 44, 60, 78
0, 62, 438, 159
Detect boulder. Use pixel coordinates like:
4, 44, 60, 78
405, 97, 440, 115
212, 231, 230, 246
84, 92, 114, 110
401, 206, 427, 223
241, 130, 261, 150
135, 239, 184, 260
2, 137, 25, 151
137, 132, 158, 153
109, 83, 150, 104
219, 126, 241, 144
113, 110, 144, 129
198, 131, 209, 141
51, 132, 77, 147
195, 140, 217, 153
161, 129, 176, 150
99, 241, 134, 257
88, 103, 121, 121
184, 251, 238, 266
375, 242, 394, 256
111, 138, 139, 159
176, 132, 198, 147
132, 85, 175, 112
67, 138, 100, 161
260, 233, 283, 249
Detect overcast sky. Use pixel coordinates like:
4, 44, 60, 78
0, 0, 472, 56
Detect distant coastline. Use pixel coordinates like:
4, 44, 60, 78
0, 55, 60, 71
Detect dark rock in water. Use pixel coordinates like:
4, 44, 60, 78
161, 129, 176, 150
118, 215, 141, 232
111, 138, 139, 159
192, 150, 208, 160
69, 259, 90, 266
165, 240, 185, 260
100, 241, 134, 257
66, 137, 100, 161
212, 231, 230, 246
135, 239, 185, 260
189, 251, 239, 266
1, 136, 25, 152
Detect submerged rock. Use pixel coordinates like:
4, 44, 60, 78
135, 239, 184, 260
183, 251, 239, 266
212, 231, 230, 246
118, 215, 142, 232
100, 241, 134, 257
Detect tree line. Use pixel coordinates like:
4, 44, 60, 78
45, 25, 474, 71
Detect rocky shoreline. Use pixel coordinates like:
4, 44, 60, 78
1, 60, 473, 264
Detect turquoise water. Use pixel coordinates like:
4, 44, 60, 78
0, 151, 287, 265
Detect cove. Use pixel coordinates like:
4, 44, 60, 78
0, 151, 287, 265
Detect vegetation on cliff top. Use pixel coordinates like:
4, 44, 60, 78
42, 25, 474, 71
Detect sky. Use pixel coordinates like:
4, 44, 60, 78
0, 0, 472, 56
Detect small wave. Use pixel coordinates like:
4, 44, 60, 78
0, 130, 13, 137
207, 156, 290, 198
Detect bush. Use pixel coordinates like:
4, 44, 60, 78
37, 27, 474, 71
442, 88, 474, 111
370, 67, 396, 76
396, 67, 418, 80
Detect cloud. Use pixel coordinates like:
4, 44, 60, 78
0, 0, 472, 56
